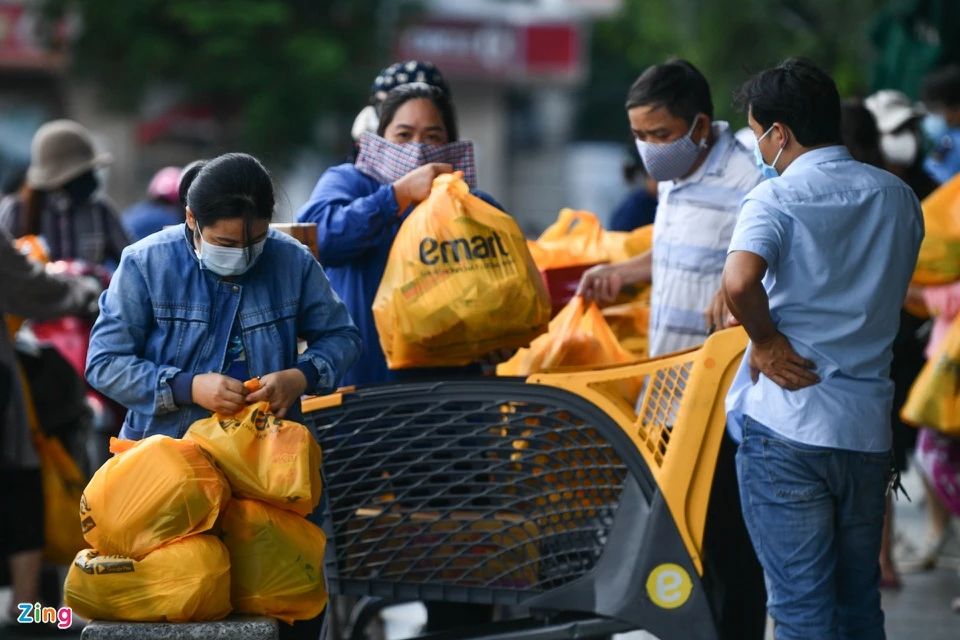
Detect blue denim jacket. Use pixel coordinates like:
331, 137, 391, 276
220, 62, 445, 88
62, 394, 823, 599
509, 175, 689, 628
86, 224, 361, 439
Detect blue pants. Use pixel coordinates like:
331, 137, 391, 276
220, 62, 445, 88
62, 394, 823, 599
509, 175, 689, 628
736, 416, 890, 640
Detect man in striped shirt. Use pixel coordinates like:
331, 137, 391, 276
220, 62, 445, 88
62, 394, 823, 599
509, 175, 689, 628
580, 59, 762, 357
579, 59, 766, 640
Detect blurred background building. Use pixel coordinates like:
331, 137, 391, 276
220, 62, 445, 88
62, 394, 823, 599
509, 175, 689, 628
1, 0, 959, 233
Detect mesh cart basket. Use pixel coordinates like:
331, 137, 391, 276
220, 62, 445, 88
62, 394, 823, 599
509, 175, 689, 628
301, 327, 748, 640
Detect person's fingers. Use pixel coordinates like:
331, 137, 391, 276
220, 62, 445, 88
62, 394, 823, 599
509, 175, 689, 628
432, 162, 454, 174
713, 303, 724, 332
244, 376, 275, 403
221, 376, 246, 393
602, 273, 620, 303
750, 365, 760, 384
783, 348, 816, 369
781, 362, 819, 382
577, 274, 593, 296
598, 277, 611, 302
778, 366, 819, 390
275, 406, 288, 419
784, 358, 817, 378
246, 387, 269, 403
218, 398, 245, 415
221, 385, 248, 405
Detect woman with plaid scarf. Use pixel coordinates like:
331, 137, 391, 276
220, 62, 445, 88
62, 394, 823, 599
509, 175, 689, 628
297, 77, 503, 388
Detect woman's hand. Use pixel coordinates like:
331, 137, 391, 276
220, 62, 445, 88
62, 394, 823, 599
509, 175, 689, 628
392, 162, 453, 212
245, 368, 308, 418
192, 373, 247, 415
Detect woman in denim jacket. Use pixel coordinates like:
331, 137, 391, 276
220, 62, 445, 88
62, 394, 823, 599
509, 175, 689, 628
86, 153, 361, 441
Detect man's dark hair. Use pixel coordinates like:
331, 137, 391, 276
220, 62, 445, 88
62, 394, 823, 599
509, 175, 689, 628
625, 59, 714, 123
921, 65, 960, 108
735, 58, 842, 147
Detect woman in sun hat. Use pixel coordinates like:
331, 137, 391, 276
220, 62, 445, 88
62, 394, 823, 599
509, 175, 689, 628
0, 119, 129, 270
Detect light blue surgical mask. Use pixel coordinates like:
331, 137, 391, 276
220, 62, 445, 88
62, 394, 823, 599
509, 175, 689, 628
922, 113, 950, 144
754, 124, 784, 180
194, 228, 266, 277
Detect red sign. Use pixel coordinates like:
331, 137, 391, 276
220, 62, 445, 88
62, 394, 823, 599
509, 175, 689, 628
0, 2, 68, 71
396, 19, 583, 84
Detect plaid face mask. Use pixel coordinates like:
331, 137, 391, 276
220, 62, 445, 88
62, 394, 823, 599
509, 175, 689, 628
354, 132, 478, 188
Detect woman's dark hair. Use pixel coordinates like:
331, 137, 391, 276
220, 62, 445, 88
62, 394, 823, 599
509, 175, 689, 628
625, 59, 714, 124
736, 58, 842, 147
921, 65, 960, 109
15, 168, 96, 237
840, 99, 883, 168
17, 184, 45, 237
178, 159, 207, 208
182, 153, 274, 261
376, 83, 459, 142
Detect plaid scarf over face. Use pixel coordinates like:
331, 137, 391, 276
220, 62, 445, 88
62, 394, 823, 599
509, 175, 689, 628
354, 133, 478, 188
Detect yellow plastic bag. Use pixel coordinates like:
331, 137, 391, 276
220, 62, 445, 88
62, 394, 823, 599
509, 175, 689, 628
373, 172, 550, 368
220, 499, 328, 624
81, 435, 230, 559
527, 209, 652, 270
498, 296, 637, 375
36, 434, 88, 564
17, 364, 87, 564
64, 535, 231, 622
902, 312, 960, 435
185, 401, 322, 516
913, 173, 960, 285
601, 288, 652, 358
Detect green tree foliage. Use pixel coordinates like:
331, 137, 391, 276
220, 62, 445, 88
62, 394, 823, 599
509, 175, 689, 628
577, 0, 887, 141
44, 0, 393, 161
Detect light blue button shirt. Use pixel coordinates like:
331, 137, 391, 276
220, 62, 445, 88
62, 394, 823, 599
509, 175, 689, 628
725, 146, 924, 452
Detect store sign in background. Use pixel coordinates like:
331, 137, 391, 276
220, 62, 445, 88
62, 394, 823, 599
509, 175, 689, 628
396, 19, 583, 84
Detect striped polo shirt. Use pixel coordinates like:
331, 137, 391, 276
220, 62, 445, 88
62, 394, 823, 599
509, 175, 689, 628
648, 122, 762, 357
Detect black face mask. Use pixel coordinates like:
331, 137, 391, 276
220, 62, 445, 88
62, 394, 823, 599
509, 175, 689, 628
62, 171, 99, 205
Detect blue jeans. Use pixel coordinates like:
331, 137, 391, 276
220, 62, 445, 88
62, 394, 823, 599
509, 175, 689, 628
736, 416, 890, 640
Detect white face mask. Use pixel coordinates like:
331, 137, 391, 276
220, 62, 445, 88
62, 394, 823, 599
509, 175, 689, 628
880, 131, 919, 167
194, 227, 266, 277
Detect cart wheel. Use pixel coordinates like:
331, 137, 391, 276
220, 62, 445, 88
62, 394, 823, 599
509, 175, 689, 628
346, 596, 395, 640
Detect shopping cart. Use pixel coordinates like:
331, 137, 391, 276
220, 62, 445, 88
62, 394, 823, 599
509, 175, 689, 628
301, 327, 748, 640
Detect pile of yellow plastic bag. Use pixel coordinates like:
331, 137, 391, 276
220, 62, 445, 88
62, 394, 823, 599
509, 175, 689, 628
527, 209, 652, 271
64, 536, 231, 622
373, 172, 551, 368
186, 401, 322, 516
221, 499, 328, 624
80, 435, 230, 559
913, 173, 960, 285
902, 312, 960, 435
601, 288, 652, 357
498, 296, 638, 375
65, 393, 328, 624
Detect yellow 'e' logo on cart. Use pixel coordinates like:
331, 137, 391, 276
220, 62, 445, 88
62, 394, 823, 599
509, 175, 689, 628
646, 563, 692, 609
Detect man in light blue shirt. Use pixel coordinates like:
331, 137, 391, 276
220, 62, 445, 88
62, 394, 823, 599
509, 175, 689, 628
723, 59, 923, 640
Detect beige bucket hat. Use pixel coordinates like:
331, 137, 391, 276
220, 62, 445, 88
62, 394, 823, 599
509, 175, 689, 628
26, 119, 113, 190
864, 90, 926, 134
